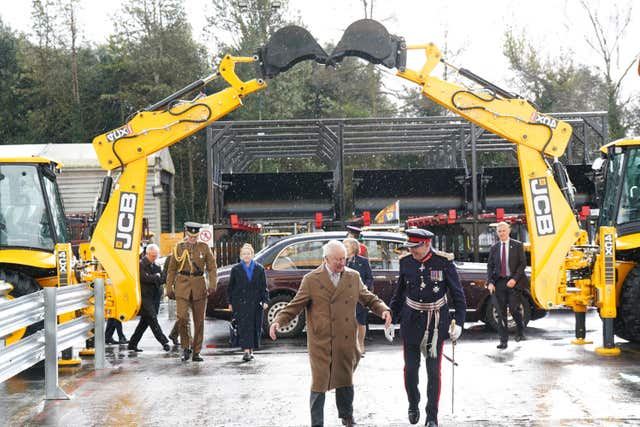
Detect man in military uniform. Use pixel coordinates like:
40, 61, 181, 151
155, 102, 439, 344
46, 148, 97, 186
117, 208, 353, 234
165, 222, 217, 362
390, 228, 466, 427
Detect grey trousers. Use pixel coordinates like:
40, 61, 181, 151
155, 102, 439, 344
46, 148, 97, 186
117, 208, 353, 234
310, 386, 354, 426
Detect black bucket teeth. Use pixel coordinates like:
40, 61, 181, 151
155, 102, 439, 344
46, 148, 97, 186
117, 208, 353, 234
329, 19, 406, 70
257, 25, 329, 78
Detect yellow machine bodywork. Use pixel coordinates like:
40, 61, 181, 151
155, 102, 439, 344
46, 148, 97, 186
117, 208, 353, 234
397, 43, 625, 350
0, 55, 267, 330
87, 55, 266, 321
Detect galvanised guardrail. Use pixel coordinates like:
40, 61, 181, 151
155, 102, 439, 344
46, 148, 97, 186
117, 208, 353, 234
0, 278, 105, 399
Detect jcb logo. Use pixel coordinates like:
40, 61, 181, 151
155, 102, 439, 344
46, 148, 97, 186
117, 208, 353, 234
530, 178, 556, 236
106, 124, 133, 142
114, 192, 137, 250
603, 234, 614, 257
531, 112, 558, 129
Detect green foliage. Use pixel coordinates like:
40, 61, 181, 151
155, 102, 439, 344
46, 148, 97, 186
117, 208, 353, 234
0, 19, 27, 143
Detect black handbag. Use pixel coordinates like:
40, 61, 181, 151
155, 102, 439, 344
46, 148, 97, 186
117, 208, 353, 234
228, 318, 240, 347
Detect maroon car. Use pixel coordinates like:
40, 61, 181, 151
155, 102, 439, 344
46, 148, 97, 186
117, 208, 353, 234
206, 231, 546, 338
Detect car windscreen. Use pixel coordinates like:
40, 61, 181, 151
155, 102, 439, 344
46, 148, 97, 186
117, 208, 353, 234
272, 240, 325, 270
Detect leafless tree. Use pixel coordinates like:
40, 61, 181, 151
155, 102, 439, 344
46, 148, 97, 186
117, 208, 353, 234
579, 0, 639, 138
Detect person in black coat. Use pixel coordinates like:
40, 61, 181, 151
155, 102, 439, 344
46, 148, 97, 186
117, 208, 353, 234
128, 244, 170, 352
486, 221, 529, 349
344, 237, 374, 354
228, 243, 269, 362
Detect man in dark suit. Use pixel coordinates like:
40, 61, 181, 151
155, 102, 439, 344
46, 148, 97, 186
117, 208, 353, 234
486, 221, 529, 349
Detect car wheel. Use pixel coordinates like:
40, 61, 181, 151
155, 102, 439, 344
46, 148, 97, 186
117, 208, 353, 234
484, 292, 531, 332
264, 294, 306, 338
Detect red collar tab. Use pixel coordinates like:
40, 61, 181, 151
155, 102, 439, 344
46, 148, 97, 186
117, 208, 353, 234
419, 251, 433, 263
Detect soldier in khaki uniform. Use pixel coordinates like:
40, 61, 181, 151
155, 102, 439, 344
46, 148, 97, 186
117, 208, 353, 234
165, 222, 217, 362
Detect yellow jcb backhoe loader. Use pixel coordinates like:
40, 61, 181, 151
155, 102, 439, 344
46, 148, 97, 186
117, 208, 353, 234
321, 18, 639, 353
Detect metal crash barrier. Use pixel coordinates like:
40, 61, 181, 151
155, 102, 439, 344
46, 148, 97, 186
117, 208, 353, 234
0, 278, 105, 400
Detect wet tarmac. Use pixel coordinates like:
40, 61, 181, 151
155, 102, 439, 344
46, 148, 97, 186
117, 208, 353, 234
2, 307, 640, 426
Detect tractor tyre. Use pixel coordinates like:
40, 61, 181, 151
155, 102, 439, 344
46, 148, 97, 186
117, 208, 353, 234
614, 265, 640, 342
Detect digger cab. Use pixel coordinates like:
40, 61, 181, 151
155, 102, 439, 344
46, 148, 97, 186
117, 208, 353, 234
0, 157, 69, 265
596, 139, 640, 251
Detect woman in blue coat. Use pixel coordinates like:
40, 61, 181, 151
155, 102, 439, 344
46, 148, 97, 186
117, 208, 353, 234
228, 243, 269, 362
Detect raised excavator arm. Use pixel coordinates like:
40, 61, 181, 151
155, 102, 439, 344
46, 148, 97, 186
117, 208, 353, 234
321, 19, 617, 353
88, 28, 328, 322
395, 43, 584, 310
88, 54, 266, 322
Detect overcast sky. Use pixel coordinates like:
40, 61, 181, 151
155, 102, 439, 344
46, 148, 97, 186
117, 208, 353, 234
1, 0, 639, 101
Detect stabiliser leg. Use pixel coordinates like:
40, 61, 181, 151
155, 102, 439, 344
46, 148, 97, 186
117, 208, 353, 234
571, 310, 592, 345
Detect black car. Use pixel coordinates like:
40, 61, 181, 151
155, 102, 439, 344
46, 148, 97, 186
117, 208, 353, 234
207, 231, 546, 337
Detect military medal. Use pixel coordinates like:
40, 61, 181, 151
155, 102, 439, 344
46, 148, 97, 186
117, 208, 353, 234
419, 264, 425, 272
420, 276, 426, 289
430, 270, 443, 293
430, 270, 443, 282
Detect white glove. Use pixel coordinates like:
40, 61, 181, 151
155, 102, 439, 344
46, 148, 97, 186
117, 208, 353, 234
449, 324, 462, 342
384, 324, 396, 342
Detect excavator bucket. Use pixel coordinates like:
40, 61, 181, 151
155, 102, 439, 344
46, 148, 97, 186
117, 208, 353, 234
329, 19, 406, 70
257, 26, 329, 78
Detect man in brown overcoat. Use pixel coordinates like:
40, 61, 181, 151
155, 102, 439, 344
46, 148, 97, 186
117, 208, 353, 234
270, 240, 392, 427
166, 222, 217, 362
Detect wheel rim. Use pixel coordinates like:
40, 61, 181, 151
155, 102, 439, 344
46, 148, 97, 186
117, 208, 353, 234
268, 301, 299, 334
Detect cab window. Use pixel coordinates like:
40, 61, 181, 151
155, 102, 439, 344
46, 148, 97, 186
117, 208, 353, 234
616, 148, 640, 225
363, 239, 405, 271
272, 240, 325, 270
0, 164, 54, 250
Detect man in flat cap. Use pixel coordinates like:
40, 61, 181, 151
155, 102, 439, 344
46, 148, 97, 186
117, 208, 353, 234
390, 228, 466, 427
165, 222, 217, 362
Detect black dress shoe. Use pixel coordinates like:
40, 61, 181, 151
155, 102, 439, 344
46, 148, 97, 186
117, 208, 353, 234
118, 338, 129, 344
515, 334, 525, 342
105, 338, 117, 345
127, 346, 143, 352
162, 343, 170, 351
182, 348, 192, 361
497, 342, 508, 349
192, 353, 204, 362
341, 416, 356, 426
425, 421, 438, 427
242, 353, 251, 362
408, 408, 419, 424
